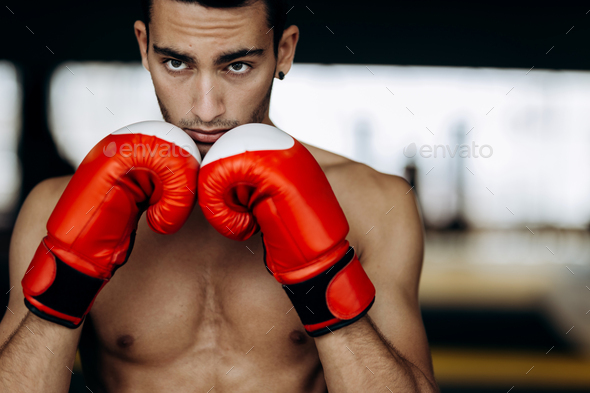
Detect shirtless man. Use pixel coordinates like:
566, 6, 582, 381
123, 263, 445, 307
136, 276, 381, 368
0, 0, 438, 391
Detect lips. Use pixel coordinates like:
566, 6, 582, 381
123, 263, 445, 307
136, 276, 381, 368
184, 128, 229, 144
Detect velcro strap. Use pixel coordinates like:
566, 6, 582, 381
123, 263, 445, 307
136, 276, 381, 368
30, 253, 105, 321
282, 247, 355, 327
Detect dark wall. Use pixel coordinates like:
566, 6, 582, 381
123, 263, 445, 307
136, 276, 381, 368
3, 0, 590, 68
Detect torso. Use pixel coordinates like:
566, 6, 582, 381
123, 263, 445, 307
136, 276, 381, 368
78, 143, 365, 392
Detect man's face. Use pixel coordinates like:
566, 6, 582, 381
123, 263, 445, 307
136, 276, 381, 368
136, 0, 276, 156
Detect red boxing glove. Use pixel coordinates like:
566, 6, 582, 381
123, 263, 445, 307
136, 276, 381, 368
22, 121, 201, 328
198, 123, 375, 336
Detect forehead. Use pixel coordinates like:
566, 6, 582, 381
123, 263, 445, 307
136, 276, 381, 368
150, 0, 270, 49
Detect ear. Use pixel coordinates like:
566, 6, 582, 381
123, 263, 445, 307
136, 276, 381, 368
134, 20, 150, 72
275, 25, 300, 79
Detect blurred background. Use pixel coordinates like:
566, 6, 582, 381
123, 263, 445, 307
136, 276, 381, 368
2, 0, 590, 392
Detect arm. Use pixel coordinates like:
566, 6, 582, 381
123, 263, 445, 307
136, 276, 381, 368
0, 177, 82, 393
315, 171, 438, 392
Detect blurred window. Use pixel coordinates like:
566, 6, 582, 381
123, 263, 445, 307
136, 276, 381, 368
0, 62, 21, 229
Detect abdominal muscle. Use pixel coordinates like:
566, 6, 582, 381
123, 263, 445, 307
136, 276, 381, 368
77, 212, 327, 393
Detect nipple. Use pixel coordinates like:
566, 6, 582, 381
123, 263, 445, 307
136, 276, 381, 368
289, 330, 308, 345
116, 334, 135, 349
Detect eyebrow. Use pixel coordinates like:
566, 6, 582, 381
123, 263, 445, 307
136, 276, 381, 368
152, 44, 265, 67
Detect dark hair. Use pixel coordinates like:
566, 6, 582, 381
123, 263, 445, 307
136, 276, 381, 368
140, 0, 290, 58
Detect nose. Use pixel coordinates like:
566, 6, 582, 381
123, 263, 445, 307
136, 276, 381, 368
189, 74, 226, 123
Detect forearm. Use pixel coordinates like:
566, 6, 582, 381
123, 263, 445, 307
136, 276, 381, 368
315, 316, 439, 393
0, 311, 81, 393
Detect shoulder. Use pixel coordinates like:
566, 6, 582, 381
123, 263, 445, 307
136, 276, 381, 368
10, 175, 72, 263
301, 141, 411, 195
34, 175, 72, 198
301, 142, 415, 222
300, 142, 352, 169
10, 175, 72, 272
11, 175, 72, 249
21, 176, 72, 219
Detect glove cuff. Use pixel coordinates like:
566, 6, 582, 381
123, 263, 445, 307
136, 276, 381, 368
282, 247, 376, 337
22, 240, 107, 329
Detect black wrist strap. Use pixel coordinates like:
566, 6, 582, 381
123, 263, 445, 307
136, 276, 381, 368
25, 254, 105, 329
24, 298, 84, 329
281, 247, 355, 328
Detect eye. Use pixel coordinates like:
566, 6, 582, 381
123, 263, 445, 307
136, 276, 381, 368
227, 62, 251, 76
164, 59, 188, 72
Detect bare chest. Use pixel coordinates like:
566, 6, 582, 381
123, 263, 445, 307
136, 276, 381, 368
85, 213, 317, 362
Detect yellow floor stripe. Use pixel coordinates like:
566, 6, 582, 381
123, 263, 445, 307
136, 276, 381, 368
74, 350, 82, 373
432, 347, 590, 388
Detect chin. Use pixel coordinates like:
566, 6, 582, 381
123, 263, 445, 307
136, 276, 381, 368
195, 142, 213, 158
